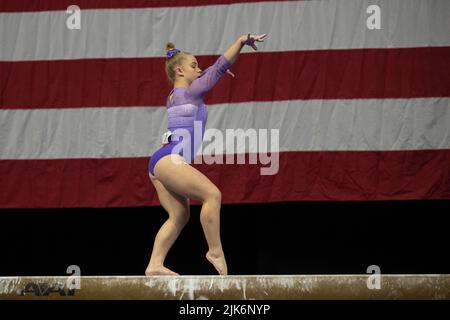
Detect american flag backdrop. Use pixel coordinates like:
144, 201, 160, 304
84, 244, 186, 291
1, 0, 449, 208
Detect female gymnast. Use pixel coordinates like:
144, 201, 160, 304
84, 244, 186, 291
146, 33, 267, 276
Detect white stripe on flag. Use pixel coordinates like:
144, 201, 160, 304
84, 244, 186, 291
1, 0, 450, 61
1, 97, 449, 159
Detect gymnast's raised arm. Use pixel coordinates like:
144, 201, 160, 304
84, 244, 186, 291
185, 33, 267, 98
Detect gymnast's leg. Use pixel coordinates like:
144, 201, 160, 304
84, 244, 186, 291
146, 172, 190, 276
153, 154, 227, 275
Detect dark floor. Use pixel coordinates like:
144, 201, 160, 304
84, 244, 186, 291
0, 200, 449, 276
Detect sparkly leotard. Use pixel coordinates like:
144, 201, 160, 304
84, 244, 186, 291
148, 55, 231, 175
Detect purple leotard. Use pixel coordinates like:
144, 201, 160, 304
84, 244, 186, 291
148, 55, 231, 176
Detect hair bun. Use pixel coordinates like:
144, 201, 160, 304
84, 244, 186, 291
166, 42, 175, 51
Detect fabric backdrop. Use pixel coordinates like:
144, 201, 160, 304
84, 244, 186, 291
1, 0, 449, 208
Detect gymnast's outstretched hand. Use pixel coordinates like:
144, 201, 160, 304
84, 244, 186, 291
242, 33, 268, 51
225, 33, 267, 78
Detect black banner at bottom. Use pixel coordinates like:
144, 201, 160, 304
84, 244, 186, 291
1, 300, 448, 318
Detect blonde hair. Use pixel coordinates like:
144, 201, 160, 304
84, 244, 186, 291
165, 42, 191, 84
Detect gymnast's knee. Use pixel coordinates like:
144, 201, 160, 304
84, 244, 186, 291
168, 210, 190, 228
204, 187, 222, 205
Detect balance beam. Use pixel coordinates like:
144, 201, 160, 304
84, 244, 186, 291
1, 275, 449, 300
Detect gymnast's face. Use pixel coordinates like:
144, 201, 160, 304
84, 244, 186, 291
177, 55, 202, 84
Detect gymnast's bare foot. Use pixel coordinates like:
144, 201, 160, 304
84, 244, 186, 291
206, 251, 228, 275
145, 265, 179, 276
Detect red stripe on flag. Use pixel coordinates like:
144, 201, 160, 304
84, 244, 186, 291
1, 150, 449, 208
2, 47, 450, 109
0, 0, 295, 12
